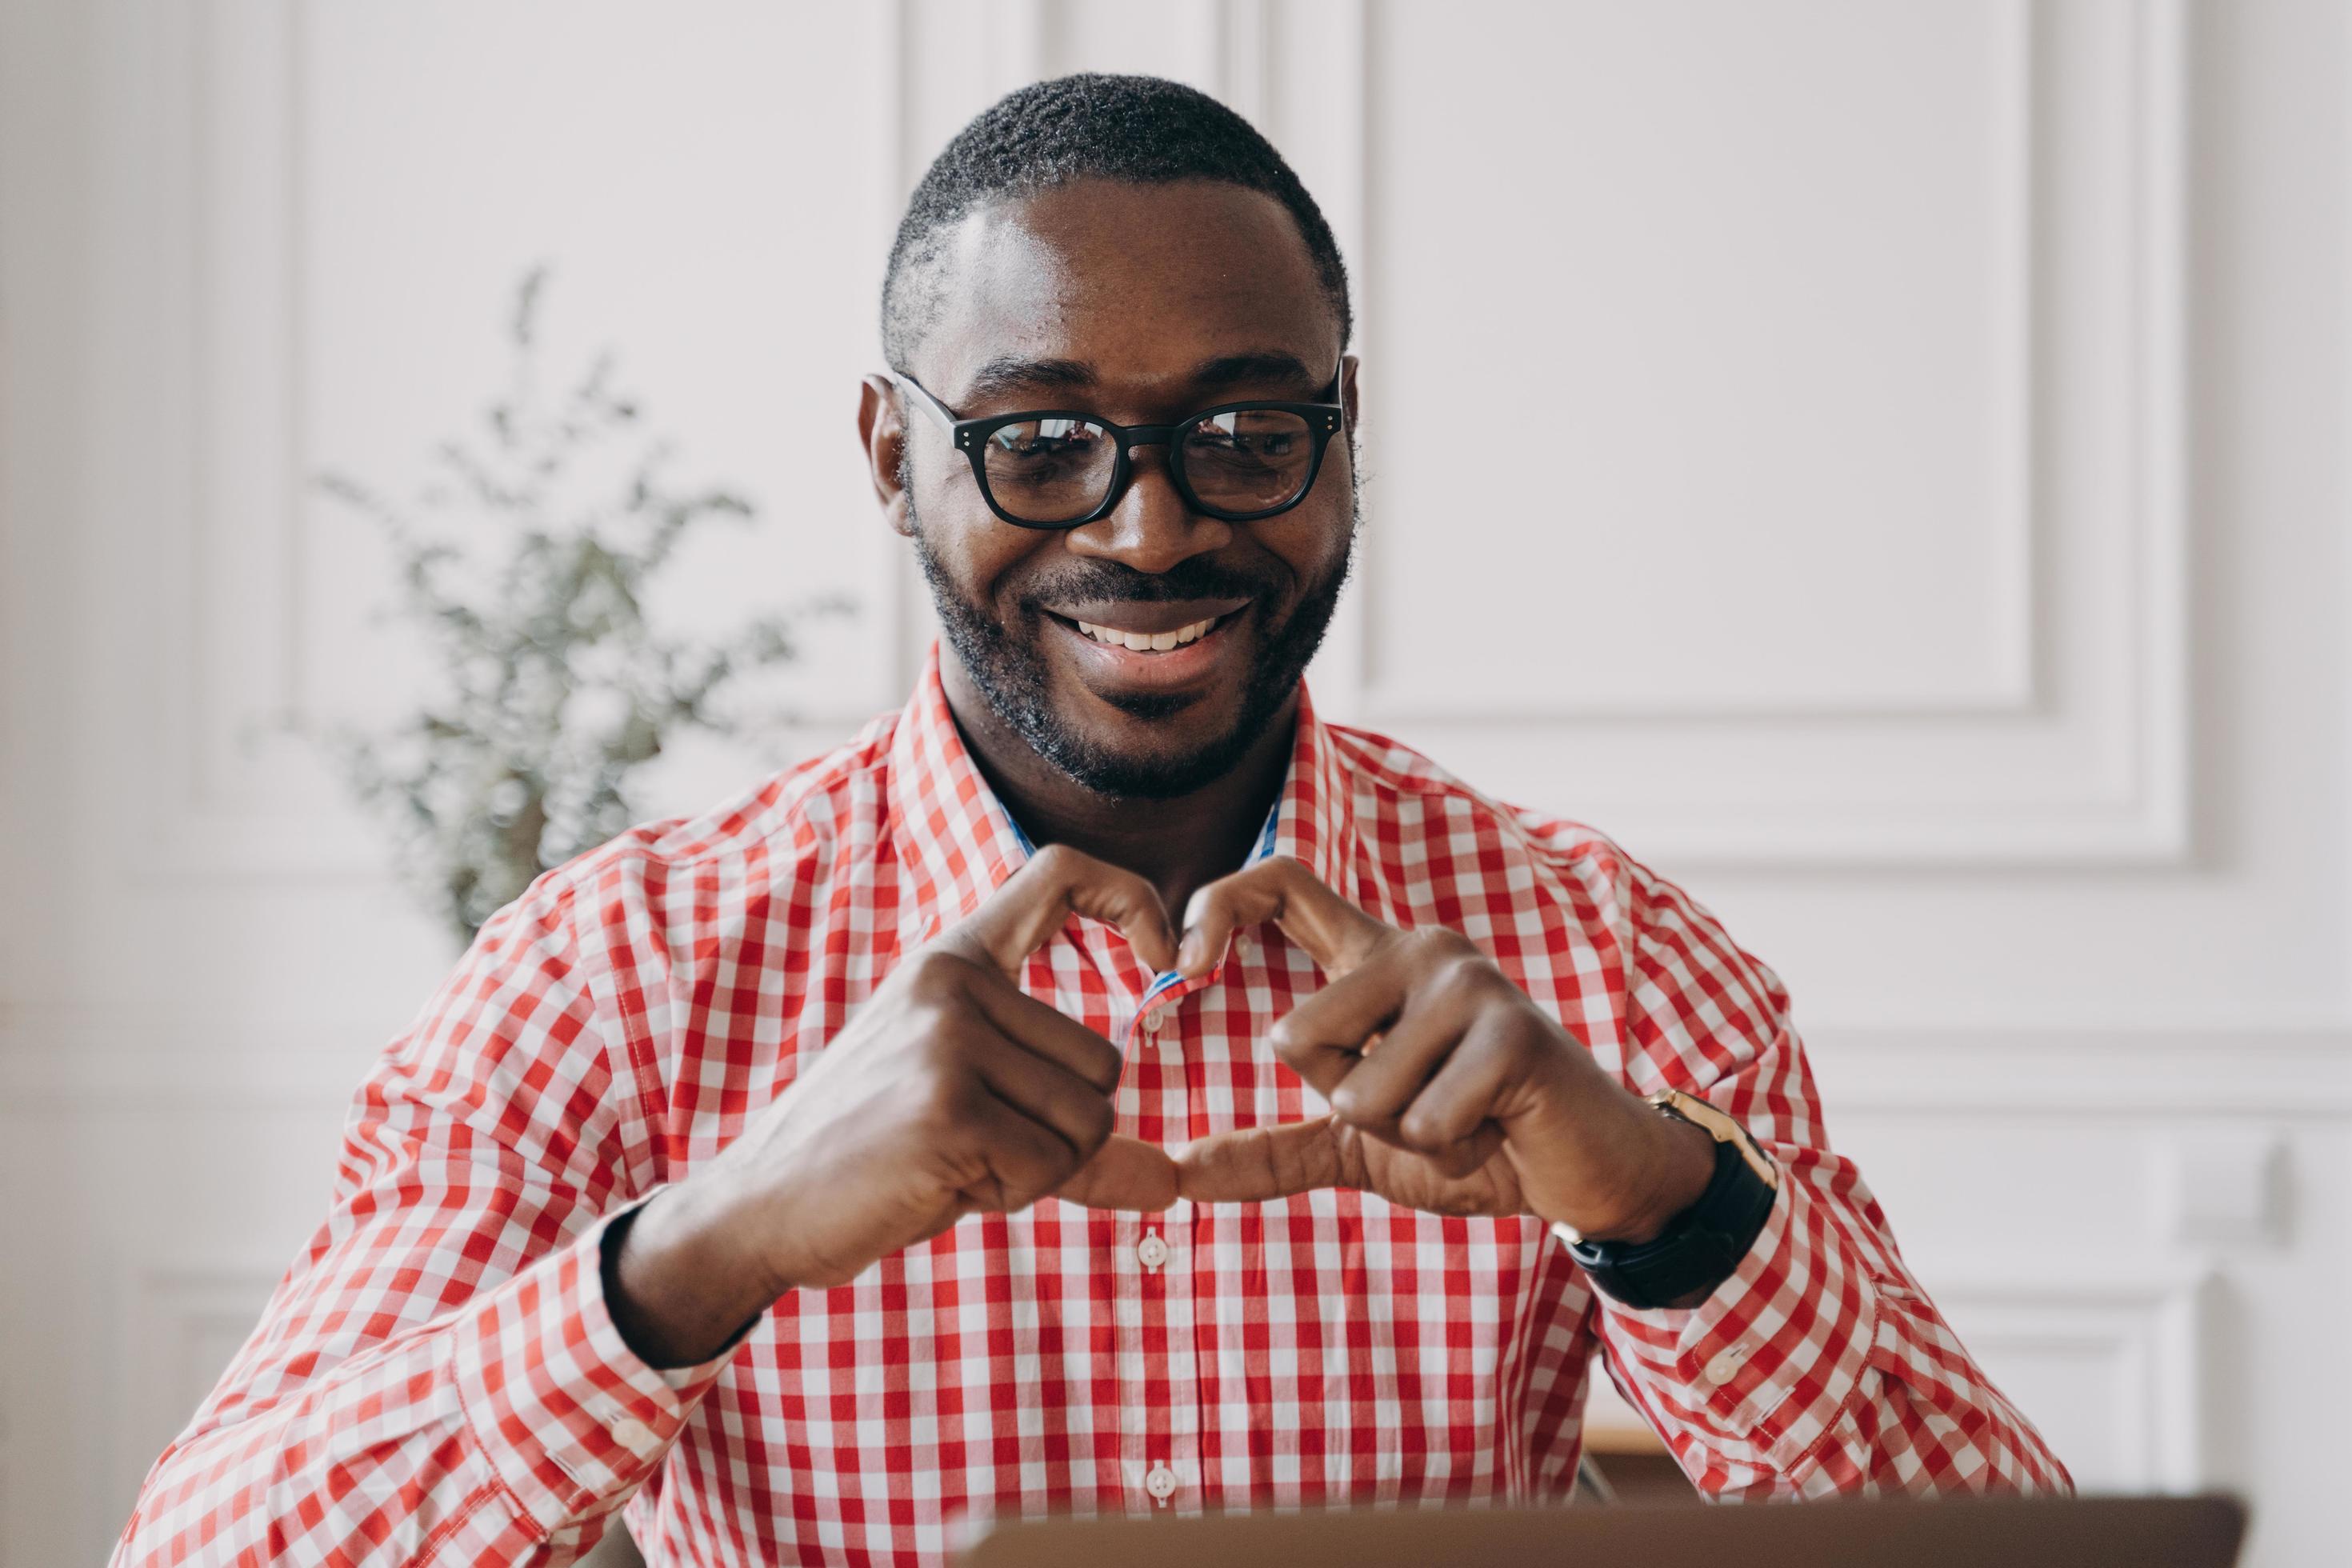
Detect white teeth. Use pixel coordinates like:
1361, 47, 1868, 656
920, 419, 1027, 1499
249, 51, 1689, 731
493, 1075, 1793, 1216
1072, 615, 1220, 652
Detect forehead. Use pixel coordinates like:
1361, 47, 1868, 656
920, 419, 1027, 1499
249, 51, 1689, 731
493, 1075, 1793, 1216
920, 178, 1338, 398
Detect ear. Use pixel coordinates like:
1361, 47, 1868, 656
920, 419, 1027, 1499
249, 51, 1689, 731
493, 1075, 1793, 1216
857, 374, 915, 538
1339, 354, 1362, 435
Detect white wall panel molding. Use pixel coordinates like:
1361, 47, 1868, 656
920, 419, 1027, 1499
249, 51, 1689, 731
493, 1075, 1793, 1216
2154, 1130, 2288, 1247
0, 1034, 372, 1108
1308, 0, 2189, 868
120, 1, 923, 886
1914, 1258, 2217, 1491
110, 1263, 290, 1515
1803, 1026, 2352, 1118
118, 0, 357, 882
1348, 0, 2040, 723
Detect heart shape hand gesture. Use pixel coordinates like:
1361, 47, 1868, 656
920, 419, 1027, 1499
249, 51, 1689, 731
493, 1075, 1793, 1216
1164, 857, 1714, 1240
613, 846, 1713, 1369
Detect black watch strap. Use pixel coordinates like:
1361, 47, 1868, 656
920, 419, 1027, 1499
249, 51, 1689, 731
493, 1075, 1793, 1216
1567, 1134, 1777, 1310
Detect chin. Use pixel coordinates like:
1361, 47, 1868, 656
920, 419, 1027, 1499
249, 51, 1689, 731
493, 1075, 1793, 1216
1034, 698, 1263, 802
1084, 681, 1214, 725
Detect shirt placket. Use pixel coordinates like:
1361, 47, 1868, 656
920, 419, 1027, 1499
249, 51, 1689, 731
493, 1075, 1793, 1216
1117, 969, 1202, 1514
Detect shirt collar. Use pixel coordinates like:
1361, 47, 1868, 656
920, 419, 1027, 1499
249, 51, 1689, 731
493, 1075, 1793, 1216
886, 649, 1034, 946
887, 643, 1359, 951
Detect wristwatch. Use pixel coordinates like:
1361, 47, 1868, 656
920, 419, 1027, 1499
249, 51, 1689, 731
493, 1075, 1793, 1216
1562, 1089, 1778, 1310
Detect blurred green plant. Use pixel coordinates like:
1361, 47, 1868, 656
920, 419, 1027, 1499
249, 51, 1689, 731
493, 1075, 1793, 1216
303, 266, 846, 945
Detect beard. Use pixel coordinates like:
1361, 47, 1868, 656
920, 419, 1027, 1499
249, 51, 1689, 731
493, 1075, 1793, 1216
910, 489, 1357, 802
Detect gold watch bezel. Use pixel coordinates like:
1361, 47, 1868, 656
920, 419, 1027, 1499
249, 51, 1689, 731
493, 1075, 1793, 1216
1648, 1088, 1778, 1190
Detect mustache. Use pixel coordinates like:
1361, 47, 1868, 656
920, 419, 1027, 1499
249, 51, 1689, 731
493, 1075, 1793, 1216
1015, 556, 1290, 612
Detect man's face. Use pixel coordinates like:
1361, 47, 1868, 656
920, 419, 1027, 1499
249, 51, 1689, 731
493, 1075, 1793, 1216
869, 178, 1358, 799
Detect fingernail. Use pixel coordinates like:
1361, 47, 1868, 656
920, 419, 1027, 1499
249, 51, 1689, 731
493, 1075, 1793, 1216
1177, 928, 1206, 974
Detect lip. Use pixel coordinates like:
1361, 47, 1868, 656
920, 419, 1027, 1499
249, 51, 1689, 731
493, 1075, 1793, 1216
1045, 605, 1250, 690
1040, 597, 1254, 637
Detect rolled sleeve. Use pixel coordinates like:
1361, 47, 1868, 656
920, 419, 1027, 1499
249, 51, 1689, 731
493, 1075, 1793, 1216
1563, 854, 2070, 1498
449, 1194, 742, 1536
1583, 1164, 1882, 1478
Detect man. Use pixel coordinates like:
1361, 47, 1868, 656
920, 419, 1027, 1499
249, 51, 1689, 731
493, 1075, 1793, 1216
115, 74, 2065, 1567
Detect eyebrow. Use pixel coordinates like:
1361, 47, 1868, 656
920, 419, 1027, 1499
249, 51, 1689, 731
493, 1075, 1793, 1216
957, 355, 1096, 405
952, 349, 1327, 409
1191, 350, 1324, 394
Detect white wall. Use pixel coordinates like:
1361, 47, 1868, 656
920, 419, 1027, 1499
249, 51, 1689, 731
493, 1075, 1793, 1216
2, 2, 2346, 1563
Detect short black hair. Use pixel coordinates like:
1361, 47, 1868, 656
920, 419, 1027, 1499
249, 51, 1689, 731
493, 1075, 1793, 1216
881, 73, 1352, 374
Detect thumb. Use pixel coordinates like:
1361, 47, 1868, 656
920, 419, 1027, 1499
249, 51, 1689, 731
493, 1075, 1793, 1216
1174, 1117, 1349, 1204
1057, 1133, 1179, 1213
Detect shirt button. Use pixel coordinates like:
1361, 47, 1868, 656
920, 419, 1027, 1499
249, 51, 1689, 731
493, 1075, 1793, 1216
1144, 1464, 1178, 1502
1136, 1230, 1170, 1273
1703, 1343, 1750, 1386
609, 1416, 657, 1455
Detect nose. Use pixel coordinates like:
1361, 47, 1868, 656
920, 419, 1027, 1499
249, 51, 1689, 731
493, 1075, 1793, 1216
1060, 442, 1234, 575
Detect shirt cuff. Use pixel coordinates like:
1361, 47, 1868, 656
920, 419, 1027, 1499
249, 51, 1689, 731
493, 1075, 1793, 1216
1571, 1166, 1882, 1474
449, 1190, 744, 1537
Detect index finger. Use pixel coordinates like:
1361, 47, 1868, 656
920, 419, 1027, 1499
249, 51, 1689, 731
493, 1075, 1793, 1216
937, 842, 1179, 976
1176, 856, 1393, 980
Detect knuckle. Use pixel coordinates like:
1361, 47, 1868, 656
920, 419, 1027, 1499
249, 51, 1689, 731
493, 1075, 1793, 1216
916, 1063, 978, 1121
906, 998, 966, 1048
1438, 958, 1491, 1001
1266, 1016, 1311, 1064
1444, 1142, 1489, 1178
1027, 842, 1081, 881
904, 949, 978, 1001
1397, 1105, 1446, 1149
1406, 938, 1492, 997
1410, 926, 1480, 963
1432, 1141, 1484, 1178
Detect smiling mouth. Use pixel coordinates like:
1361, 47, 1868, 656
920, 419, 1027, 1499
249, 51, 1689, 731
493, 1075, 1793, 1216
1070, 613, 1229, 653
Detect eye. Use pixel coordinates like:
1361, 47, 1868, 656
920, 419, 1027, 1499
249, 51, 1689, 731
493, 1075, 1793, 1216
1185, 411, 1306, 463
990, 418, 1102, 459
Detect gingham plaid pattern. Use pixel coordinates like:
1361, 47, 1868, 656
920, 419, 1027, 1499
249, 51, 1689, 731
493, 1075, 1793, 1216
114, 649, 2068, 1566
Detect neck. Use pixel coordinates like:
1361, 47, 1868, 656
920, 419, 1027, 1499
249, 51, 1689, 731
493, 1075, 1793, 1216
938, 654, 1298, 924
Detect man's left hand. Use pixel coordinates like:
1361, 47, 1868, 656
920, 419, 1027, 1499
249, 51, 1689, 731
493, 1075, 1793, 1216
1170, 858, 1715, 1242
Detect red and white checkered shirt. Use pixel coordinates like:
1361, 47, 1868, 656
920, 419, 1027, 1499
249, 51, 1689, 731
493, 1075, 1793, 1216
114, 649, 2067, 1566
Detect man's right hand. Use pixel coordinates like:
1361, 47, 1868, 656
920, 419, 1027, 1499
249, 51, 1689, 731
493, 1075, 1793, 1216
608, 845, 1180, 1366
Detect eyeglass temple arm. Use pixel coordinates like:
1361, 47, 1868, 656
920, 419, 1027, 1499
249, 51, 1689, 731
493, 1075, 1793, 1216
889, 371, 959, 430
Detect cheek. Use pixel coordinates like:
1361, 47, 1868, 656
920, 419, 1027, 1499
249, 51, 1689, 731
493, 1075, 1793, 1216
922, 509, 1057, 610
1258, 500, 1354, 597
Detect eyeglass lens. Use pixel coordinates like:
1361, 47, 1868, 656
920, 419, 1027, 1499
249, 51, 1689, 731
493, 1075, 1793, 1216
981, 408, 1316, 523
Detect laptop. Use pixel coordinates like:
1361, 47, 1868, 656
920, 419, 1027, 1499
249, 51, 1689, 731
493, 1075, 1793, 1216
959, 1493, 2246, 1567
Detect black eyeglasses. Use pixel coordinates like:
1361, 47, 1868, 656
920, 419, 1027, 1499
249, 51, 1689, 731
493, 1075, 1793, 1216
890, 365, 1346, 529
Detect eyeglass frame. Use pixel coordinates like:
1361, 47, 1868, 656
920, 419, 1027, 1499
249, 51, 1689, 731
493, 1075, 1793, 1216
889, 363, 1348, 530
